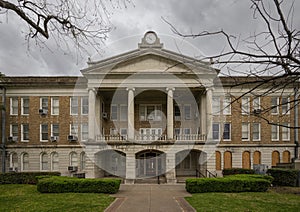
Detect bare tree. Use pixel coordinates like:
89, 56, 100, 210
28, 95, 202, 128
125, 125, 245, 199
0, 0, 131, 53
165, 0, 300, 128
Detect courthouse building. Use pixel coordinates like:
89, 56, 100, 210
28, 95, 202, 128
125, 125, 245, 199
0, 31, 299, 183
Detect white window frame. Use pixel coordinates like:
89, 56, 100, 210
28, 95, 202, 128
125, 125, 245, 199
10, 97, 18, 115
81, 96, 89, 115
51, 124, 59, 137
242, 122, 250, 141
252, 123, 261, 141
223, 123, 231, 141
81, 123, 88, 141
51, 97, 59, 115
21, 124, 29, 142
10, 124, 18, 137
40, 97, 48, 111
184, 104, 191, 120
212, 97, 220, 114
111, 104, 118, 120
212, 123, 220, 140
21, 97, 29, 115
139, 104, 162, 121
51, 152, 59, 171
281, 97, 290, 115
120, 128, 127, 136
241, 97, 250, 114
40, 124, 48, 142
70, 97, 79, 115
70, 152, 78, 166
70, 124, 78, 137
21, 153, 29, 171
271, 97, 279, 114
80, 152, 86, 171
183, 128, 191, 135
282, 123, 290, 141
253, 97, 261, 110
271, 125, 279, 141
120, 104, 128, 121
40, 152, 49, 171
223, 97, 231, 115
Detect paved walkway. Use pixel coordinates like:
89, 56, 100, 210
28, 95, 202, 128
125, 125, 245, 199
105, 184, 195, 212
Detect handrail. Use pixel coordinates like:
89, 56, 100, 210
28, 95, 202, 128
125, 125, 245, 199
206, 169, 217, 178
196, 169, 206, 178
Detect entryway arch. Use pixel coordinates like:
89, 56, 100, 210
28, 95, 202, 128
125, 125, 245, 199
135, 150, 166, 178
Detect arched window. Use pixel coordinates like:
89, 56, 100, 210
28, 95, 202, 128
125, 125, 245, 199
41, 152, 48, 171
215, 151, 221, 170
80, 152, 86, 170
242, 151, 251, 169
282, 150, 290, 163
272, 151, 280, 166
70, 152, 78, 166
253, 151, 261, 165
224, 151, 232, 169
21, 153, 29, 171
10, 152, 18, 169
51, 152, 59, 171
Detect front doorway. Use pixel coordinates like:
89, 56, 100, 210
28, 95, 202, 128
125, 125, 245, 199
136, 150, 165, 178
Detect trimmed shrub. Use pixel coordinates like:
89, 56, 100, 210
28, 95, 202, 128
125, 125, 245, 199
222, 168, 255, 176
37, 176, 121, 194
0, 172, 61, 185
186, 174, 272, 193
267, 168, 299, 187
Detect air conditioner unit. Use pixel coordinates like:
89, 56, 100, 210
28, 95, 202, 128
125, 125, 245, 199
68, 135, 78, 142
39, 109, 48, 115
102, 112, 108, 119
8, 136, 18, 142
50, 136, 59, 142
9, 167, 18, 172
253, 109, 262, 115
68, 166, 78, 172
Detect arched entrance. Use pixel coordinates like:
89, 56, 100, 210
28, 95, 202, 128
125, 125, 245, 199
136, 150, 165, 178
95, 150, 126, 178
175, 150, 207, 177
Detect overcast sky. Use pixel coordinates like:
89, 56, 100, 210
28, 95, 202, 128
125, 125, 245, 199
0, 0, 299, 76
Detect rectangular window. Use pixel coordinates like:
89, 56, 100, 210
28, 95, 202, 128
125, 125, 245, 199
174, 128, 180, 135
70, 124, 78, 136
51, 97, 59, 115
139, 105, 162, 121
81, 97, 89, 115
212, 97, 220, 114
120, 105, 128, 121
241, 97, 250, 114
212, 123, 220, 140
183, 128, 191, 135
253, 123, 261, 141
21, 97, 29, 115
282, 97, 290, 114
253, 97, 260, 110
21, 124, 29, 141
242, 123, 249, 140
40, 97, 48, 111
51, 124, 59, 136
70, 97, 78, 115
120, 128, 127, 136
271, 97, 279, 114
223, 123, 231, 140
111, 104, 118, 120
41, 124, 48, 141
282, 123, 290, 141
184, 105, 191, 120
11, 124, 18, 137
223, 97, 231, 115
271, 125, 279, 141
174, 105, 181, 120
10, 97, 18, 115
81, 123, 88, 141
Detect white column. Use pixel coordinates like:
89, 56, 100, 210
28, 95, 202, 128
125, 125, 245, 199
127, 88, 135, 140
206, 87, 213, 140
125, 152, 136, 184
166, 153, 177, 184
166, 87, 175, 140
201, 94, 206, 135
88, 88, 96, 141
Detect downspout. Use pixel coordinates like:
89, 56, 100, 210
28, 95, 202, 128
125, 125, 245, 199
294, 86, 299, 161
1, 86, 6, 173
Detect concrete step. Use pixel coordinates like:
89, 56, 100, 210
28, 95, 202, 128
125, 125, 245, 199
135, 176, 166, 184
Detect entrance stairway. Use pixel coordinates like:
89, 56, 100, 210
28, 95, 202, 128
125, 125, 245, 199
135, 176, 166, 184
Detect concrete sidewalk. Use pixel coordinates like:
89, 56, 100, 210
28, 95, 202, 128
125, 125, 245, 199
105, 184, 196, 212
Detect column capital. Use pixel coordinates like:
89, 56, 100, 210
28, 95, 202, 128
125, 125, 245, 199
87, 87, 97, 93
126, 87, 135, 92
166, 87, 175, 92
205, 87, 214, 92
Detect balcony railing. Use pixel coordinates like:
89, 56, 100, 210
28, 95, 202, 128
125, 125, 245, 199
95, 134, 206, 142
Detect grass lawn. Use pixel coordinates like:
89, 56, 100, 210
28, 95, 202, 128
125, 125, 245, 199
0, 184, 115, 212
186, 188, 300, 212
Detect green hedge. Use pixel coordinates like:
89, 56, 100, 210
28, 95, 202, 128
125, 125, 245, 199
37, 176, 121, 194
222, 168, 255, 176
186, 174, 273, 193
267, 168, 299, 187
0, 172, 61, 185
